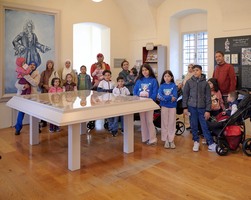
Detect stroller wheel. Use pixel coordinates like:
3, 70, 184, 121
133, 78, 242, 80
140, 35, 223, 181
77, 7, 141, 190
104, 121, 109, 130
240, 125, 245, 143
87, 121, 95, 130
242, 138, 251, 157
216, 140, 229, 156
175, 121, 185, 135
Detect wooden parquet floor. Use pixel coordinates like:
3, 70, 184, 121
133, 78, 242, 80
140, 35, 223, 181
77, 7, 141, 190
0, 119, 251, 200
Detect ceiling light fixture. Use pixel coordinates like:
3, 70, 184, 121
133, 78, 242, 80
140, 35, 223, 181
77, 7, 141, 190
92, 0, 102, 2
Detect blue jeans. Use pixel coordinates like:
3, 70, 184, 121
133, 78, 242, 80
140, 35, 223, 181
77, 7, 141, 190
108, 117, 118, 132
115, 116, 124, 130
15, 111, 25, 131
15, 111, 41, 131
188, 106, 214, 145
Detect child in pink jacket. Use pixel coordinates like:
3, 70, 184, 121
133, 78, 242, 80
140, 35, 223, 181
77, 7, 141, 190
48, 77, 63, 132
48, 77, 63, 93
15, 57, 32, 95
208, 78, 225, 117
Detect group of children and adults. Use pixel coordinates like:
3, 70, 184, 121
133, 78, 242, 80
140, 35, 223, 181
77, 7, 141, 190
14, 51, 237, 153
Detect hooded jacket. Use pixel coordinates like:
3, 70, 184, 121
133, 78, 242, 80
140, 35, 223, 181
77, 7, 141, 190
133, 76, 158, 102
15, 60, 40, 95
182, 75, 211, 112
15, 57, 31, 79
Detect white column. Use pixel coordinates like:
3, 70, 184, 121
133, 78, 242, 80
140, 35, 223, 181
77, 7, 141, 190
29, 116, 39, 145
68, 123, 81, 171
80, 122, 87, 135
123, 114, 134, 153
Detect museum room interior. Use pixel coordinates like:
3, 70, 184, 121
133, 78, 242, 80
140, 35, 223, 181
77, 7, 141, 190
0, 0, 251, 199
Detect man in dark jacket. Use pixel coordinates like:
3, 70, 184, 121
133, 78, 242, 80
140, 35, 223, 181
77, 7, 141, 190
213, 51, 236, 107
183, 65, 216, 152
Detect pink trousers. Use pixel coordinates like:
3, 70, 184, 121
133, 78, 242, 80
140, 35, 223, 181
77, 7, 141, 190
140, 110, 157, 143
161, 107, 176, 142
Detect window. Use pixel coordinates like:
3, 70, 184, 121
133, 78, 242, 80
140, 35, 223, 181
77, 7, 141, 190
182, 31, 208, 76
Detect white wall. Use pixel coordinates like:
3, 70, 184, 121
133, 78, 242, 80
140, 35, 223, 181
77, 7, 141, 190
169, 17, 180, 80
101, 28, 111, 67
180, 13, 207, 33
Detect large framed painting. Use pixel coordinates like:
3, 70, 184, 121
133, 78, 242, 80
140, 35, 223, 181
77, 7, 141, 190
0, 2, 61, 102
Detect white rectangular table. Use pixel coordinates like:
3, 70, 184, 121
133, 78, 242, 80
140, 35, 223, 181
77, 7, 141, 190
6, 90, 159, 171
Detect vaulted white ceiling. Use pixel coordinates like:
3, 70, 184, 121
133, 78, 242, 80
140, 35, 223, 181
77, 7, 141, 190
112, 0, 165, 40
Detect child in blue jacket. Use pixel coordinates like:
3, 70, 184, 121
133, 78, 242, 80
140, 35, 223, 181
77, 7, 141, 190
133, 63, 158, 146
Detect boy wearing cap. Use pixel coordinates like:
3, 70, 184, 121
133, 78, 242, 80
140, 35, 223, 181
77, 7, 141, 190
90, 53, 110, 85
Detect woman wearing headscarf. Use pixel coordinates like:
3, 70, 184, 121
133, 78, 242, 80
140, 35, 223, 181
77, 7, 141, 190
39, 60, 55, 93
14, 60, 40, 135
178, 63, 194, 90
58, 59, 78, 87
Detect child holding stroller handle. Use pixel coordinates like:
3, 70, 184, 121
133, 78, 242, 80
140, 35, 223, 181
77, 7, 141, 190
183, 65, 216, 152
157, 70, 177, 149
133, 63, 158, 146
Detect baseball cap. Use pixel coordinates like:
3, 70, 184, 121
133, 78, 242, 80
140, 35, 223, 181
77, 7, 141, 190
97, 53, 103, 57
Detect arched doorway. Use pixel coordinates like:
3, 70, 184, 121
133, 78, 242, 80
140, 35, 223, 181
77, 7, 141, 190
73, 23, 110, 74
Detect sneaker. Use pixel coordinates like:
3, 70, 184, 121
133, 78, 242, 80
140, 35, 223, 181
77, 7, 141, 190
55, 127, 61, 132
108, 127, 113, 133
186, 126, 191, 130
170, 142, 176, 149
144, 139, 149, 144
193, 141, 200, 152
112, 131, 117, 137
15, 130, 20, 135
121, 129, 124, 134
49, 128, 54, 133
146, 141, 157, 146
164, 141, 170, 149
208, 143, 216, 152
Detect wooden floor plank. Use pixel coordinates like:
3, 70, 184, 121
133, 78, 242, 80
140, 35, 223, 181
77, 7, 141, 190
0, 120, 251, 199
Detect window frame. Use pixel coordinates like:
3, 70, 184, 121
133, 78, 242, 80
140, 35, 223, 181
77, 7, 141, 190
181, 30, 208, 77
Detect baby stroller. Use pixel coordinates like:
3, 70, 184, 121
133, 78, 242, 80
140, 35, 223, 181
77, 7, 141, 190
87, 120, 109, 130
207, 89, 251, 156
153, 87, 185, 135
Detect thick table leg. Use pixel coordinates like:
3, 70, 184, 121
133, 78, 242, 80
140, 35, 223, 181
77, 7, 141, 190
80, 122, 87, 135
123, 114, 134, 153
68, 123, 81, 171
30, 116, 39, 145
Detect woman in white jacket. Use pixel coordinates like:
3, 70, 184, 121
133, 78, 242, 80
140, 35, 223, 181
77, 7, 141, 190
14, 61, 40, 135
